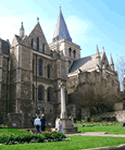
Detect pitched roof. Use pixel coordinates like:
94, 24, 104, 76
15, 35, 22, 43
0, 39, 10, 55
53, 7, 72, 42
69, 52, 103, 74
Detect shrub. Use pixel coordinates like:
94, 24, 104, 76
81, 120, 86, 123
0, 125, 8, 129
94, 118, 100, 122
76, 121, 81, 123
0, 131, 66, 144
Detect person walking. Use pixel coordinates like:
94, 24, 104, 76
40, 114, 46, 133
71, 116, 74, 127
69, 116, 74, 127
34, 115, 40, 134
122, 122, 125, 127
57, 117, 64, 134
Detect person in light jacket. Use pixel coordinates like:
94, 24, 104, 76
34, 115, 40, 134
57, 117, 64, 134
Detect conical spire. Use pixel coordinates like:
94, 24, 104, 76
110, 54, 114, 65
20, 22, 24, 38
53, 7, 72, 42
96, 45, 100, 58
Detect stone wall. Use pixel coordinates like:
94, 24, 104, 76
91, 110, 125, 122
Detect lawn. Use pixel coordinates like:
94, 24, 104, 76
1, 126, 125, 149
0, 129, 29, 136
1, 136, 125, 150
77, 125, 125, 134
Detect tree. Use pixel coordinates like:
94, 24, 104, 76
68, 71, 121, 115
116, 54, 125, 91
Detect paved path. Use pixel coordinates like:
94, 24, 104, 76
65, 132, 125, 137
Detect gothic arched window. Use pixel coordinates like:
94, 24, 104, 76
69, 48, 72, 57
47, 65, 50, 78
39, 59, 42, 76
42, 44, 45, 53
31, 39, 33, 49
36, 37, 39, 51
73, 50, 76, 58
47, 88, 51, 102
38, 87, 44, 101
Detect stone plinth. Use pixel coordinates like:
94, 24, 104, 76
59, 81, 78, 134
62, 119, 78, 134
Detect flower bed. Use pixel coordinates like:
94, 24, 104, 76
0, 131, 67, 145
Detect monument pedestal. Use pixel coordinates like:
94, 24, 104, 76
62, 119, 78, 134
58, 82, 78, 134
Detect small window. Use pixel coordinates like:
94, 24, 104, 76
36, 37, 39, 51
31, 39, 33, 49
47, 88, 50, 101
39, 59, 42, 76
73, 50, 76, 58
42, 44, 45, 53
50, 109, 51, 112
38, 87, 44, 101
69, 48, 72, 57
47, 65, 50, 78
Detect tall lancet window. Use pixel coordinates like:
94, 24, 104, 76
47, 65, 50, 78
73, 50, 76, 58
42, 44, 45, 53
38, 86, 44, 101
69, 48, 72, 57
47, 88, 51, 102
39, 59, 42, 76
31, 39, 33, 49
36, 37, 39, 51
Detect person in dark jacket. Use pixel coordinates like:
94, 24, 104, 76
122, 122, 125, 127
40, 114, 46, 133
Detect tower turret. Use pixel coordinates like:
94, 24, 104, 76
96, 45, 101, 67
110, 54, 114, 71
20, 22, 24, 39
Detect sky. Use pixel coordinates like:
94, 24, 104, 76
0, 0, 125, 90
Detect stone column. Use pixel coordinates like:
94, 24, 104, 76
59, 82, 67, 119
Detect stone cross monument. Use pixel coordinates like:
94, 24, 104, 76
59, 82, 67, 119
58, 81, 78, 133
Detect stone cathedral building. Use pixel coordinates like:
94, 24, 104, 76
0, 8, 120, 127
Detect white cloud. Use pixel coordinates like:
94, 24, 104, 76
0, 15, 92, 45
0, 17, 22, 43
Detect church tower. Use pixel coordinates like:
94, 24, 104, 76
49, 7, 81, 73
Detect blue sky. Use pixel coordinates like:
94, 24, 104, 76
0, 0, 125, 90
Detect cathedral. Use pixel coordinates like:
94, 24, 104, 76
0, 7, 120, 128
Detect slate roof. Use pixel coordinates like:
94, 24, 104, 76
53, 7, 72, 42
0, 39, 10, 55
69, 52, 103, 74
15, 35, 22, 43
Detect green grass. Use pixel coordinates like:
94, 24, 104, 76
78, 125, 125, 134
0, 129, 29, 136
1, 136, 125, 150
